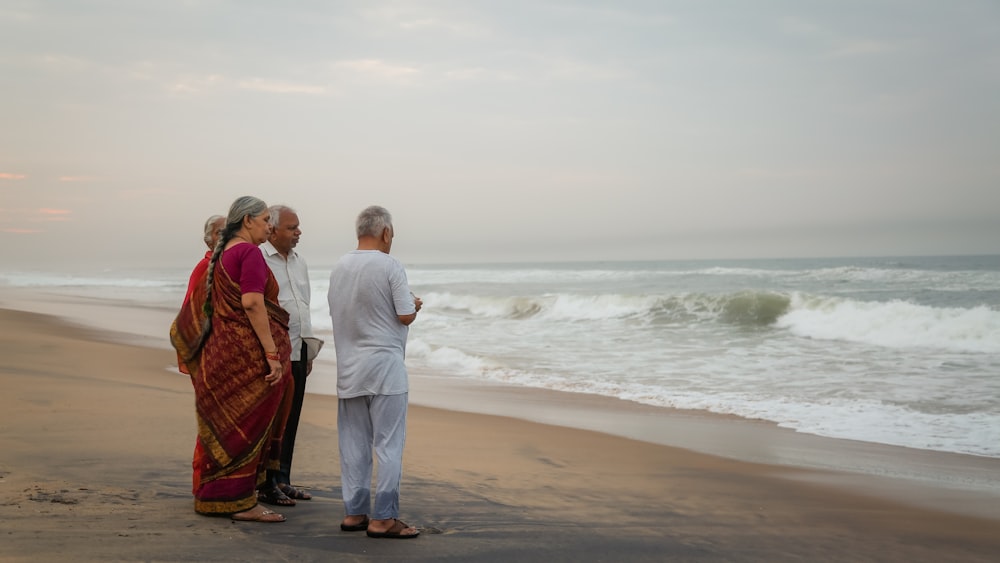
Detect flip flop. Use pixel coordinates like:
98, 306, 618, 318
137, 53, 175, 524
231, 508, 286, 523
366, 519, 420, 539
257, 487, 296, 507
340, 515, 370, 532
278, 483, 312, 500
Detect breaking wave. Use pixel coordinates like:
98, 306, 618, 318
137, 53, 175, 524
776, 294, 1000, 354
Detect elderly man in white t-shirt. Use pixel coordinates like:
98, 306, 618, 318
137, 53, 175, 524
328, 205, 422, 539
260, 204, 315, 506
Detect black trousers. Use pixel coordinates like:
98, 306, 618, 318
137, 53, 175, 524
268, 342, 308, 486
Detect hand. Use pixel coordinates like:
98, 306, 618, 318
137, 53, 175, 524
413, 296, 423, 313
264, 358, 282, 386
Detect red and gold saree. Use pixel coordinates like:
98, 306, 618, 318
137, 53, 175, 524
171, 257, 292, 515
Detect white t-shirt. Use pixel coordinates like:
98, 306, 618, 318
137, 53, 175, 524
327, 250, 416, 398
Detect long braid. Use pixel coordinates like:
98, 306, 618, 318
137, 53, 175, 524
202, 195, 268, 319
202, 223, 239, 318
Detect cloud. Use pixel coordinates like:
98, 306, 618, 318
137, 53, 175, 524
829, 39, 902, 58
0, 207, 69, 232
398, 17, 448, 30
167, 74, 328, 96
737, 167, 822, 179
0, 173, 27, 180
118, 188, 176, 200
333, 59, 420, 80
397, 17, 487, 37
38, 54, 97, 72
1, 228, 43, 234
541, 55, 631, 82
361, 7, 486, 37
38, 208, 72, 221
443, 66, 518, 82
58, 175, 99, 182
237, 78, 328, 95
778, 17, 903, 59
168, 74, 226, 95
547, 4, 674, 28
779, 16, 824, 37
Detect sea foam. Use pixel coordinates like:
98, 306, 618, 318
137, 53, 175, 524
777, 294, 1000, 354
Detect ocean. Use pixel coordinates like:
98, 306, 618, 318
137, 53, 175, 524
3, 254, 998, 459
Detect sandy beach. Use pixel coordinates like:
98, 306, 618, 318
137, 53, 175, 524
1, 305, 999, 562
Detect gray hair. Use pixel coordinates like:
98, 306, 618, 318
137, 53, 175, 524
202, 196, 268, 317
220, 196, 268, 241
356, 205, 393, 239
202, 214, 224, 248
267, 205, 296, 228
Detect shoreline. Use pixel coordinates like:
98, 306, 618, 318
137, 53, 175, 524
2, 307, 1000, 560
405, 373, 1000, 520
4, 287, 1000, 522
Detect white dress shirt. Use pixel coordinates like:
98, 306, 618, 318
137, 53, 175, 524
260, 241, 313, 362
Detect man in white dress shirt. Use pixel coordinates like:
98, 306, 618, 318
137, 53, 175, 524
260, 204, 315, 504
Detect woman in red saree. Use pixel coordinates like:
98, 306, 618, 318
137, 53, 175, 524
171, 196, 293, 523
177, 214, 225, 377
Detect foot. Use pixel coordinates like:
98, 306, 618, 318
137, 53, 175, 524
366, 518, 419, 539
278, 483, 312, 500
257, 487, 296, 507
340, 514, 370, 532
231, 505, 285, 523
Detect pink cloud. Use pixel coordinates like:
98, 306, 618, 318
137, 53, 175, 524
1, 228, 42, 234
0, 207, 70, 232
58, 175, 99, 182
0, 173, 27, 180
36, 208, 72, 222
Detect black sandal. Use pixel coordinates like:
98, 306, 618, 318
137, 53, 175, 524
278, 483, 312, 500
257, 487, 296, 507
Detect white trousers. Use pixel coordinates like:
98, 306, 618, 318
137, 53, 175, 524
337, 393, 408, 519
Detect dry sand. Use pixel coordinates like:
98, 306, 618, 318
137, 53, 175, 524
1, 307, 999, 562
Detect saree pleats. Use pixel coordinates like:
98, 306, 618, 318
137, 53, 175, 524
170, 260, 291, 515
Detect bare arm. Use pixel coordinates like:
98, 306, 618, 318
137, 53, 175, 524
398, 295, 422, 326
242, 292, 282, 386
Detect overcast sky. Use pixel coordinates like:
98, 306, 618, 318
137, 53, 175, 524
2, 1, 998, 269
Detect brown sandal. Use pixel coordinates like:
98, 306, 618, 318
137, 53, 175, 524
340, 515, 370, 532
257, 487, 296, 507
231, 507, 286, 523
278, 483, 312, 500
366, 519, 419, 539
